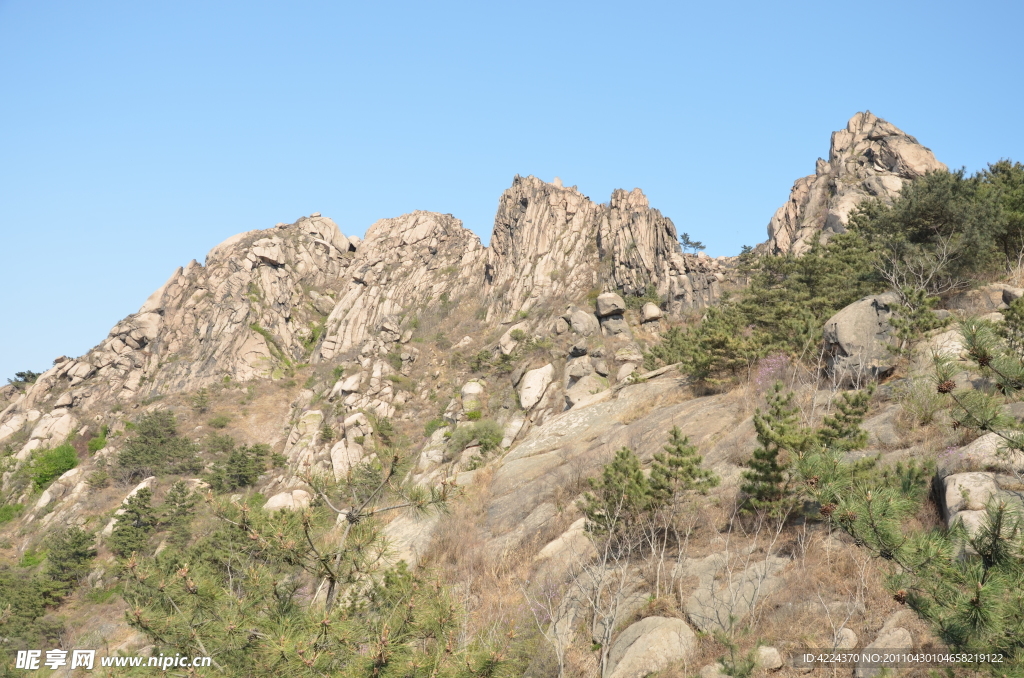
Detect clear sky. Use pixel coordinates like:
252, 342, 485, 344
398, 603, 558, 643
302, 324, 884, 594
1, 0, 1022, 382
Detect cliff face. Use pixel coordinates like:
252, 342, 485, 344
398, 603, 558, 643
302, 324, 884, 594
485, 176, 722, 322
766, 111, 947, 255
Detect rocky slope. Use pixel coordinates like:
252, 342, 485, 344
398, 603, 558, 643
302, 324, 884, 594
765, 111, 947, 255
3, 113, 999, 677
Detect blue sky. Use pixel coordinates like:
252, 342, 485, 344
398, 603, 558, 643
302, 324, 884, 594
1, 0, 1022, 381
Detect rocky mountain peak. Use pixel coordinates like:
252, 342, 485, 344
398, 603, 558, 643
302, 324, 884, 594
484, 175, 721, 322
766, 110, 947, 255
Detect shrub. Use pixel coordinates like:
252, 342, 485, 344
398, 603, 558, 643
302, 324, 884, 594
161, 480, 197, 547
0, 503, 24, 524
741, 383, 813, 513
31, 443, 78, 490
190, 388, 210, 413
465, 410, 482, 421
87, 425, 109, 453
646, 231, 884, 387
447, 419, 503, 456
117, 411, 201, 481
424, 418, 446, 437
624, 283, 661, 311
208, 414, 231, 429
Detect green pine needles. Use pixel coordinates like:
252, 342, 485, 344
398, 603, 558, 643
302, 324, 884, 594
741, 384, 812, 513
580, 428, 719, 534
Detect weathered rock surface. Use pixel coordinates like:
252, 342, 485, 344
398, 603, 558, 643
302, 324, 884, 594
519, 364, 554, 410
823, 292, 900, 384
485, 176, 723, 320
766, 111, 946, 255
855, 612, 914, 678
607, 616, 696, 678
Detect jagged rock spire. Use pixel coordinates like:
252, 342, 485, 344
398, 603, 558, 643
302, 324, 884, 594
766, 111, 946, 255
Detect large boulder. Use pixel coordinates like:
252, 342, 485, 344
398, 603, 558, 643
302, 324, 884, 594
823, 292, 900, 384
607, 616, 696, 678
949, 283, 1024, 313
263, 489, 312, 511
596, 292, 627, 317
519, 364, 554, 410
641, 302, 663, 322
567, 308, 600, 337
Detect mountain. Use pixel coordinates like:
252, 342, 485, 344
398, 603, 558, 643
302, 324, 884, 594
4, 113, 1019, 677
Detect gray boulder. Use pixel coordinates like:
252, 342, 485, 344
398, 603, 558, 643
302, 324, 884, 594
568, 308, 600, 337
823, 292, 900, 384
607, 616, 696, 678
601, 314, 630, 336
641, 302, 663, 322
596, 292, 627, 317
519, 364, 554, 410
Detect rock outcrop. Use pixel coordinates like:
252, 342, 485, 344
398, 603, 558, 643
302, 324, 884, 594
766, 111, 946, 255
484, 176, 724, 320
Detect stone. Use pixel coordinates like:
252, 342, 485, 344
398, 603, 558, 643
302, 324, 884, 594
483, 176, 720, 321
264, 489, 312, 511
699, 664, 727, 678
601, 314, 630, 336
641, 302, 663, 322
823, 292, 900, 384
499, 323, 528, 355
568, 309, 600, 337
835, 627, 858, 649
756, 646, 784, 671
767, 111, 946, 255
856, 613, 913, 678
615, 344, 645, 363
566, 359, 593, 380
607, 617, 696, 678
569, 338, 588, 357
680, 550, 790, 633
596, 292, 627, 317
565, 374, 604, 408
939, 432, 1024, 477
950, 283, 1022, 313
519, 364, 554, 410
554, 317, 569, 334
461, 381, 485, 398
594, 359, 610, 376
616, 363, 637, 382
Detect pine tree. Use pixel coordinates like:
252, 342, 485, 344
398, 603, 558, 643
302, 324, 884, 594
649, 427, 719, 506
44, 526, 96, 593
109, 488, 157, 558
579, 447, 652, 534
817, 387, 873, 453
889, 287, 948, 355
161, 481, 197, 548
117, 411, 201, 481
741, 383, 811, 513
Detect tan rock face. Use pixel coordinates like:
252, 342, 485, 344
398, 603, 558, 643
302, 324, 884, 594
485, 176, 722, 319
766, 111, 946, 255
317, 211, 486, 360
